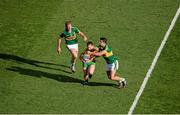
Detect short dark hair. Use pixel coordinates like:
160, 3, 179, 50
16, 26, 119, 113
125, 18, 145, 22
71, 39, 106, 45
100, 37, 107, 43
87, 41, 93, 46
65, 21, 72, 26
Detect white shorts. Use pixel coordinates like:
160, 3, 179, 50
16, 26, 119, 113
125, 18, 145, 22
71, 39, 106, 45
106, 60, 119, 71
67, 44, 78, 51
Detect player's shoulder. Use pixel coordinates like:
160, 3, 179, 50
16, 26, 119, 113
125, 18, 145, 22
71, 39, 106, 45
61, 29, 67, 34
60, 30, 66, 37
85, 48, 89, 52
105, 45, 113, 52
82, 48, 88, 53
73, 26, 80, 31
106, 45, 111, 49
72, 26, 78, 30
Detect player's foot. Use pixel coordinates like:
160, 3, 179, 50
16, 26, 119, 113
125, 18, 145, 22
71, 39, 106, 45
82, 81, 89, 86
122, 79, 127, 88
118, 78, 127, 88
71, 65, 76, 72
82, 79, 89, 86
70, 64, 76, 73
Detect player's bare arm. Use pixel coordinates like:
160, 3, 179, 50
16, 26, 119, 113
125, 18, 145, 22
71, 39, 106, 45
78, 31, 88, 42
57, 36, 62, 54
94, 47, 99, 52
91, 50, 106, 57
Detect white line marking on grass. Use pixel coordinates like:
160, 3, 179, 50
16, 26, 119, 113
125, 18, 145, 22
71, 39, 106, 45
128, 6, 180, 115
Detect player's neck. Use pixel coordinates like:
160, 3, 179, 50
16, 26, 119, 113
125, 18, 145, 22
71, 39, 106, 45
66, 28, 72, 33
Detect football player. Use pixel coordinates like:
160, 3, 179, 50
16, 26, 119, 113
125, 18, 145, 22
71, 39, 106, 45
90, 37, 127, 88
80, 41, 98, 85
57, 21, 88, 72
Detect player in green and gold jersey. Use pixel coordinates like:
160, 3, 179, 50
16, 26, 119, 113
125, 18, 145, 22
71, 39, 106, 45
90, 37, 127, 88
57, 21, 88, 72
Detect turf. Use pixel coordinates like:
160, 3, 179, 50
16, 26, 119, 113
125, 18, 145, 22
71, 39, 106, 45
0, 0, 179, 114
134, 15, 180, 114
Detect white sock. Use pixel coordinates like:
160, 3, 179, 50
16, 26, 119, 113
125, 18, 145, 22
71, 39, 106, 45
121, 78, 125, 82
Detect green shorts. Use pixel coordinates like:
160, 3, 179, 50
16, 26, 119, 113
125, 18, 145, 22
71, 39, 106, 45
83, 61, 95, 69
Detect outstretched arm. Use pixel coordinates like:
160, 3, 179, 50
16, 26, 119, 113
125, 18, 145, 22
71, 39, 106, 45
78, 31, 88, 42
91, 50, 106, 57
57, 36, 62, 54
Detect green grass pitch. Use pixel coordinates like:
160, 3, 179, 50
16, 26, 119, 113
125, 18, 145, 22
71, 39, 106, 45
0, 0, 179, 114
134, 15, 180, 114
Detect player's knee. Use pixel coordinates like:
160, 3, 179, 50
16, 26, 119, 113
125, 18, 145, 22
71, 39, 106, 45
71, 50, 78, 58
89, 70, 94, 75
74, 54, 78, 58
72, 54, 78, 59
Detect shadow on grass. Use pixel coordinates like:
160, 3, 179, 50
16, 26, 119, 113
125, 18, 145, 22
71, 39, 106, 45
7, 66, 83, 83
1, 53, 116, 87
0, 53, 71, 74
89, 82, 116, 87
6, 66, 116, 87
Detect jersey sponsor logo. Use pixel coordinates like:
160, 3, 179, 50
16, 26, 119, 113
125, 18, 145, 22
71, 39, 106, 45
65, 33, 76, 41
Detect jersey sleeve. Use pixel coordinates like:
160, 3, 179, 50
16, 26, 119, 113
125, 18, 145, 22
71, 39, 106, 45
60, 33, 64, 38
74, 27, 80, 33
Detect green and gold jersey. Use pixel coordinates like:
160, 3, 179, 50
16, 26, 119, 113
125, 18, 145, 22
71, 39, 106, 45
60, 27, 80, 45
99, 45, 117, 64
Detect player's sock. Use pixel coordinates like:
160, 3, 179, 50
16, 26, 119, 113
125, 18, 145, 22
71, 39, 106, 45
70, 60, 75, 66
85, 74, 89, 79
70, 61, 76, 72
119, 78, 127, 88
89, 74, 93, 79
72, 62, 75, 67
121, 78, 125, 82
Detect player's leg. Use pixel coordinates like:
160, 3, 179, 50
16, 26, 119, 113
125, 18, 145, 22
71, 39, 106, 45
107, 70, 122, 81
82, 63, 89, 85
107, 70, 126, 87
70, 49, 78, 65
106, 60, 126, 87
83, 69, 88, 80
67, 44, 78, 72
87, 63, 95, 79
106, 62, 117, 80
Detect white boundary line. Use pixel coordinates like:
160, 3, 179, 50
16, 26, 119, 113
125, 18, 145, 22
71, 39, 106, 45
128, 6, 180, 115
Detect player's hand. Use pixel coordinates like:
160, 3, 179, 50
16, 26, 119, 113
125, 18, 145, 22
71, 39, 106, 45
81, 59, 86, 63
86, 51, 89, 54
80, 56, 86, 63
84, 37, 88, 42
57, 47, 61, 54
88, 51, 92, 55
